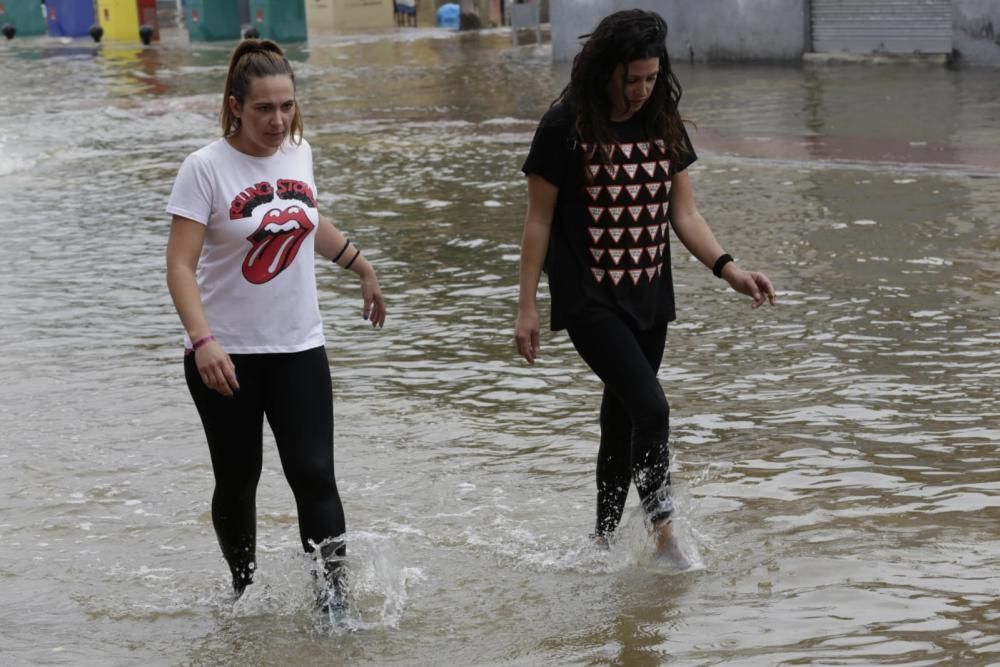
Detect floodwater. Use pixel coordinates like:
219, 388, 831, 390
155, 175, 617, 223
1, 26, 999, 667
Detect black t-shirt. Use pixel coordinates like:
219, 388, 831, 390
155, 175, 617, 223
522, 103, 697, 331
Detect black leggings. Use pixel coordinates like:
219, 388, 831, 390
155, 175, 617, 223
566, 305, 672, 538
184, 346, 345, 590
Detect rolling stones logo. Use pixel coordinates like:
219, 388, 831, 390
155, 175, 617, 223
242, 206, 314, 284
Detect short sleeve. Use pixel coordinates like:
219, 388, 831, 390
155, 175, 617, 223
673, 124, 698, 174
165, 152, 214, 225
521, 105, 574, 189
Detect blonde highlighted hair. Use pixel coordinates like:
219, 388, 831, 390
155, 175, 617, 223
220, 39, 304, 144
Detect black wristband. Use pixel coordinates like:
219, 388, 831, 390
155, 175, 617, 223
331, 239, 350, 263
344, 247, 361, 270
712, 253, 734, 278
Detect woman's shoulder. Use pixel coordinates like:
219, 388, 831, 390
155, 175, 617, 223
539, 102, 575, 128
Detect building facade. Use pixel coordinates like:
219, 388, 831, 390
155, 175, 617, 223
550, 0, 1000, 67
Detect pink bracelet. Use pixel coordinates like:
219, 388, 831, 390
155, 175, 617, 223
192, 335, 215, 351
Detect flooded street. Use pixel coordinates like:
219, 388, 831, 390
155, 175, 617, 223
1, 27, 999, 666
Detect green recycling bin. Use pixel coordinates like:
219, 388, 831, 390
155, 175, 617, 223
247, 0, 307, 44
0, 0, 47, 37
185, 0, 241, 42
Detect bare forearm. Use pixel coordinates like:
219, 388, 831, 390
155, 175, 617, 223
166, 263, 211, 340
671, 211, 726, 270
518, 217, 550, 311
316, 215, 375, 277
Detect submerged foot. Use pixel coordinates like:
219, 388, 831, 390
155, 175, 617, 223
315, 552, 349, 619
653, 519, 691, 571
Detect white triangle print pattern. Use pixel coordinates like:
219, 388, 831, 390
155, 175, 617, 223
620, 143, 634, 159
645, 224, 659, 239
608, 228, 625, 243
606, 185, 623, 201
641, 162, 657, 177
588, 206, 604, 222
658, 160, 671, 174
590, 248, 606, 262
588, 165, 601, 179
588, 227, 604, 243
626, 185, 642, 201
628, 227, 643, 242
645, 266, 657, 280
608, 248, 625, 265
658, 242, 666, 255
645, 203, 660, 218
637, 142, 651, 157
657, 263, 663, 275
654, 139, 666, 153
586, 186, 603, 201
591, 267, 606, 283
604, 164, 620, 180
645, 245, 657, 261
628, 269, 643, 285
608, 207, 624, 223
623, 164, 638, 180
660, 222, 668, 236
628, 206, 644, 222
629, 248, 644, 264
609, 269, 625, 286
645, 182, 662, 198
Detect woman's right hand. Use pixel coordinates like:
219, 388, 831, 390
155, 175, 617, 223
515, 308, 541, 364
195, 340, 240, 397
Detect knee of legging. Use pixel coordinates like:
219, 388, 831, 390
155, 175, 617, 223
213, 476, 260, 504
632, 403, 670, 442
286, 465, 338, 501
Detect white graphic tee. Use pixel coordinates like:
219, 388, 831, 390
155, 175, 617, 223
166, 138, 325, 354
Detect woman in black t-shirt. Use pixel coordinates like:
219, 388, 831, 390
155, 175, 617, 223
515, 9, 775, 562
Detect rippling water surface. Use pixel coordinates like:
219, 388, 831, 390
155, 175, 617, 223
1, 27, 999, 666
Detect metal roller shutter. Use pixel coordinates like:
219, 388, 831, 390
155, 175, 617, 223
811, 0, 953, 54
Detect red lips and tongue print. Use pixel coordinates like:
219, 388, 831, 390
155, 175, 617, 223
242, 206, 315, 284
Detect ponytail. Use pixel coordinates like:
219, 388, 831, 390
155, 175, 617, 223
220, 39, 304, 144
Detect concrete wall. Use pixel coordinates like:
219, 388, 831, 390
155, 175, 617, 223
305, 0, 394, 30
550, 0, 808, 63
953, 0, 1000, 66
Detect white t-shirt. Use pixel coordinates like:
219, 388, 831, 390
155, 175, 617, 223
166, 138, 325, 354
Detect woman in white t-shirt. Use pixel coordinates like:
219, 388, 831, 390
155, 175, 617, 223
166, 39, 386, 610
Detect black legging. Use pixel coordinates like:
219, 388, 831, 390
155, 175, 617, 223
566, 305, 672, 538
184, 345, 345, 591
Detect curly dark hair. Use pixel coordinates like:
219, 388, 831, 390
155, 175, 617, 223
555, 9, 688, 169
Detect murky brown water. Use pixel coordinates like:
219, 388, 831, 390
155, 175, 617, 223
1, 27, 998, 667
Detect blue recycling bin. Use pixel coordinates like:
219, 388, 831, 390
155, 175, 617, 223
46, 0, 97, 38
436, 3, 459, 30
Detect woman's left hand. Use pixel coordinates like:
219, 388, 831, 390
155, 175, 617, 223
725, 268, 777, 309
359, 268, 387, 328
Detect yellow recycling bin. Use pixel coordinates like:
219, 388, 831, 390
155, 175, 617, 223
96, 0, 140, 42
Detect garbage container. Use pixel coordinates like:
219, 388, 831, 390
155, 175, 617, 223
46, 0, 97, 38
436, 3, 459, 30
136, 0, 159, 41
185, 0, 241, 42
247, 0, 307, 43
95, 0, 139, 42
0, 0, 47, 37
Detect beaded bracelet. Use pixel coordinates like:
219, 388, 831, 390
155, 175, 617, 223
192, 335, 215, 351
